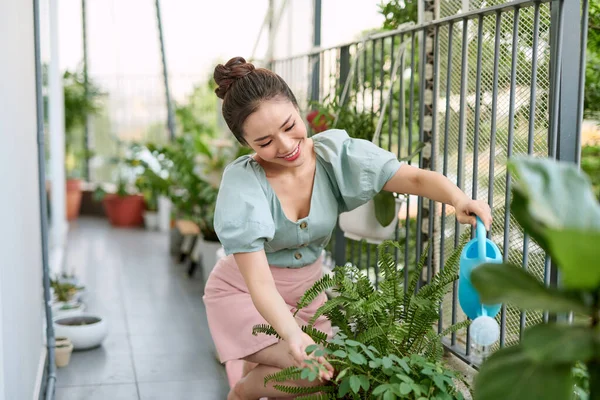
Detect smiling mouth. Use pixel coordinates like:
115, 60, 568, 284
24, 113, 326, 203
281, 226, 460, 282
278, 142, 301, 160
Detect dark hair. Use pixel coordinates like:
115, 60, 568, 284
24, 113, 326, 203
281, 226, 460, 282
214, 57, 298, 145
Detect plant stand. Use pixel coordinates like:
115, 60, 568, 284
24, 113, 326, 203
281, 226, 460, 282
188, 236, 224, 282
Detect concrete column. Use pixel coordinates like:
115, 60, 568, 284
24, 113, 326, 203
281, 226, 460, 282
49, 0, 68, 272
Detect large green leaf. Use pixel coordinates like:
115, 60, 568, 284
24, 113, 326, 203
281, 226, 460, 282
471, 264, 591, 315
474, 344, 574, 400
373, 191, 397, 227
521, 324, 597, 364
508, 156, 600, 289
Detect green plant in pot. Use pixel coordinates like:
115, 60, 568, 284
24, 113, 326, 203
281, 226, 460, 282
253, 238, 471, 398
470, 156, 600, 400
93, 148, 145, 228
50, 66, 104, 220
308, 94, 424, 244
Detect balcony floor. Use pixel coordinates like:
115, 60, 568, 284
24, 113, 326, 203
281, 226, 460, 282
55, 217, 229, 400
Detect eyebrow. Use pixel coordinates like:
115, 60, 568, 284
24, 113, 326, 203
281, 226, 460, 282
253, 114, 292, 142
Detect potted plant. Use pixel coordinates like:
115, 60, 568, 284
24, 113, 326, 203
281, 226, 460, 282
308, 95, 424, 244
54, 336, 74, 367
470, 156, 599, 400
50, 278, 86, 318
60, 67, 103, 220
191, 136, 252, 280
253, 237, 472, 398
53, 314, 108, 351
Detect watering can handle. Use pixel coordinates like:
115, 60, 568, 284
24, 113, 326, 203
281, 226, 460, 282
476, 216, 487, 263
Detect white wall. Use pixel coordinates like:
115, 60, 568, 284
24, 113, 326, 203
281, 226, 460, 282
0, 0, 46, 399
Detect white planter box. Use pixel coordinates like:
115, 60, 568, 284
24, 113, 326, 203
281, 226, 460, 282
143, 211, 159, 230
338, 197, 404, 245
157, 196, 172, 232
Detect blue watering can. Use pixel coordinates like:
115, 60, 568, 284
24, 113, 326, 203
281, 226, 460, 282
458, 216, 503, 346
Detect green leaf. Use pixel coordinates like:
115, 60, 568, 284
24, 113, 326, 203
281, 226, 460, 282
338, 377, 351, 397
332, 350, 347, 358
383, 390, 397, 400
373, 191, 397, 227
471, 264, 591, 315
521, 324, 597, 364
508, 156, 600, 289
400, 382, 412, 395
348, 349, 367, 365
345, 339, 361, 347
359, 374, 370, 391
301, 368, 310, 380
314, 349, 325, 357
336, 367, 350, 382
350, 375, 361, 393
382, 356, 393, 369
544, 229, 600, 289
474, 343, 574, 400
373, 384, 391, 395
305, 344, 319, 354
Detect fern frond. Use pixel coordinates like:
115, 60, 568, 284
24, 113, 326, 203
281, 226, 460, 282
295, 274, 336, 315
356, 324, 386, 345
273, 384, 334, 395
437, 319, 470, 339
301, 325, 328, 344
252, 324, 281, 339
296, 393, 337, 400
308, 295, 348, 326
403, 244, 429, 318
264, 366, 303, 384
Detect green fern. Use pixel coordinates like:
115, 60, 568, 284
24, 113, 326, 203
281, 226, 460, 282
295, 393, 336, 400
252, 324, 281, 339
272, 384, 334, 395
264, 366, 303, 384
295, 274, 336, 315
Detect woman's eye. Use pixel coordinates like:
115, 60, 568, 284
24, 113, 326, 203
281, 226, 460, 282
285, 122, 296, 132
259, 140, 272, 148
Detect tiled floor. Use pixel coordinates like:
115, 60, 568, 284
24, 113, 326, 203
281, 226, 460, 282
55, 217, 230, 400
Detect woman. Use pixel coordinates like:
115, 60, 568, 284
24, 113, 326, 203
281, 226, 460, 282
203, 56, 492, 400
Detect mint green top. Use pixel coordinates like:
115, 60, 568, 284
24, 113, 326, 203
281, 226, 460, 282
214, 129, 403, 268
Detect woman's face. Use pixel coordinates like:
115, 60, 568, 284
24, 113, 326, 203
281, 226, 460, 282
242, 98, 309, 169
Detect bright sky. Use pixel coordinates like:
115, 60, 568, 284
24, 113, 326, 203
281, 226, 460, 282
46, 0, 385, 78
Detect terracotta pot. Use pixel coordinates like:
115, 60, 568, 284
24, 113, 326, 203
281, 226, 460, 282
66, 179, 83, 221
102, 194, 144, 227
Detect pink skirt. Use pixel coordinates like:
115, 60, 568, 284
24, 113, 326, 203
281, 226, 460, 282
203, 254, 333, 364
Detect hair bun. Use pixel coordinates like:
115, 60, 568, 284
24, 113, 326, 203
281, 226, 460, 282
214, 57, 256, 99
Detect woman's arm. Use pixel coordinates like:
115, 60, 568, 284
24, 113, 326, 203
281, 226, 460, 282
234, 251, 301, 341
382, 164, 493, 229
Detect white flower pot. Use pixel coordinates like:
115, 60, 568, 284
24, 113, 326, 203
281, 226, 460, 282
143, 211, 159, 230
53, 314, 108, 351
157, 196, 172, 232
338, 197, 404, 245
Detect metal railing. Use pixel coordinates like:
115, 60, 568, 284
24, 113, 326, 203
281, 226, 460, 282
272, 0, 587, 365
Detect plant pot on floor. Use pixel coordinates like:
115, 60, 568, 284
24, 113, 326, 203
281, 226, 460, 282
55, 337, 74, 367
66, 179, 83, 220
338, 197, 404, 244
157, 196, 172, 232
190, 237, 224, 281
143, 210, 159, 230
53, 314, 108, 350
102, 194, 144, 227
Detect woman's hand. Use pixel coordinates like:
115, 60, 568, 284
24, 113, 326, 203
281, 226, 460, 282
285, 331, 334, 381
454, 197, 493, 230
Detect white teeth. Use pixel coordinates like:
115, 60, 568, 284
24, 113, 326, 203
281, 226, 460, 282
283, 144, 299, 159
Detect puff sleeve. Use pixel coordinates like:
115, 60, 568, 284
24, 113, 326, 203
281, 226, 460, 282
314, 129, 403, 212
214, 158, 275, 255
